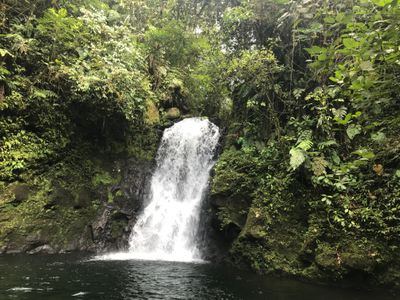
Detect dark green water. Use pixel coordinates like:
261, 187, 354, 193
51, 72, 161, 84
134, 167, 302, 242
0, 254, 397, 300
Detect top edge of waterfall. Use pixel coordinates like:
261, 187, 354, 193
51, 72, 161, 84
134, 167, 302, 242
166, 117, 219, 129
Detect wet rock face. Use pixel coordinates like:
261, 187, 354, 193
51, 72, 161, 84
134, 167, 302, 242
90, 159, 154, 253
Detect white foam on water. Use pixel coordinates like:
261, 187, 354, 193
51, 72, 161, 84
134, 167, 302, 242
72, 291, 89, 297
7, 287, 33, 292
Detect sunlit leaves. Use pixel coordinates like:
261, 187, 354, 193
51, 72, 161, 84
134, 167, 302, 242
352, 149, 376, 159
0, 48, 13, 57
289, 148, 306, 170
342, 37, 360, 49
289, 130, 313, 170
0, 131, 54, 180
346, 124, 362, 140
371, 0, 392, 7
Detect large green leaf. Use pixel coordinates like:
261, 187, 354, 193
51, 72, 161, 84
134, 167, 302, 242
342, 38, 360, 49
372, 0, 392, 6
289, 148, 306, 170
352, 149, 375, 159
346, 124, 362, 140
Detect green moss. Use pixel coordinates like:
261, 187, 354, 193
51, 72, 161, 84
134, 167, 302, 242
165, 107, 181, 120
215, 199, 249, 230
125, 127, 159, 161
211, 134, 400, 288
92, 171, 116, 187
110, 220, 126, 239
0, 154, 104, 251
0, 174, 95, 248
314, 243, 341, 271
211, 149, 261, 231
0, 115, 161, 252
211, 149, 258, 198
145, 101, 160, 125
239, 207, 270, 239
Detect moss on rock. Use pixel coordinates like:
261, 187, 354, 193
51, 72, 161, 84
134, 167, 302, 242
210, 143, 400, 290
165, 107, 181, 120
0, 125, 158, 254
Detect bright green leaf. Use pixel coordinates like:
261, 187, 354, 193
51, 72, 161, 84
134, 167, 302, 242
352, 149, 375, 159
289, 148, 306, 170
342, 38, 360, 49
347, 124, 362, 140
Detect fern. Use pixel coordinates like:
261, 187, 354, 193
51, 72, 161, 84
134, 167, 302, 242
297, 139, 313, 151
332, 106, 347, 119
290, 130, 314, 170
297, 130, 312, 143
318, 140, 337, 150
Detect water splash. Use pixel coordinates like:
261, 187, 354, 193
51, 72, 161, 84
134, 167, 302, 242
98, 118, 220, 262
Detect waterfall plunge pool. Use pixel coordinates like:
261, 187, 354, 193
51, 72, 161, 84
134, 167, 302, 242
0, 253, 396, 300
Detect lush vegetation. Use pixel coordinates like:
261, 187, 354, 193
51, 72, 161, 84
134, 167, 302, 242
0, 0, 399, 288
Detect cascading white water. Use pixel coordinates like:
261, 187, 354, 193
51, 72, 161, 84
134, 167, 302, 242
98, 118, 219, 262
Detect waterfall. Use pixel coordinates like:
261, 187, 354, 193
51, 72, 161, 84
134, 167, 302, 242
98, 118, 219, 262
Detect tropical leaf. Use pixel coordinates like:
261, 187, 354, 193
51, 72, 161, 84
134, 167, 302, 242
334, 113, 352, 125
371, 0, 392, 6
289, 148, 306, 170
342, 38, 360, 49
297, 139, 313, 151
346, 124, 362, 140
371, 131, 386, 143
352, 149, 375, 159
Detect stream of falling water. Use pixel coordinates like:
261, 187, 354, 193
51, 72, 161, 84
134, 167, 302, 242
98, 118, 220, 262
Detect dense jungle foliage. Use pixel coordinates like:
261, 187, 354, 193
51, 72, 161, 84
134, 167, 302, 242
1, 0, 399, 288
